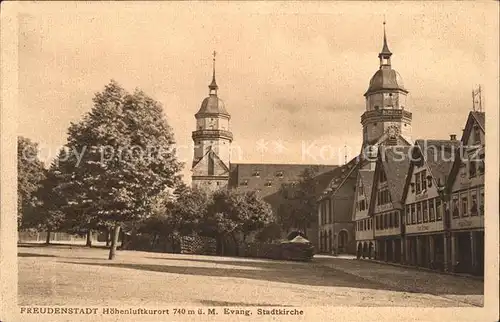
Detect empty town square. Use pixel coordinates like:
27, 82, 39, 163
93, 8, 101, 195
18, 244, 483, 308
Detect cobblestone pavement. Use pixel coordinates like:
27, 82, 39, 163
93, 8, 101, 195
312, 255, 484, 307
18, 245, 479, 307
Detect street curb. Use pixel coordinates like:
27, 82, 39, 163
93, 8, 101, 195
364, 259, 484, 281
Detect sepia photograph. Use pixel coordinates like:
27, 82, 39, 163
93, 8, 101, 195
1, 1, 499, 321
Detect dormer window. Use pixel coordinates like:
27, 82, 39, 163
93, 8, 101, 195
265, 181, 272, 187
276, 171, 284, 178
253, 171, 260, 177
241, 180, 248, 186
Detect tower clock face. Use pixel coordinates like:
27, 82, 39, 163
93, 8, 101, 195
387, 125, 399, 138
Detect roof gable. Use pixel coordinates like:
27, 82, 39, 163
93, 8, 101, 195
369, 146, 411, 213
191, 149, 229, 176
447, 111, 486, 190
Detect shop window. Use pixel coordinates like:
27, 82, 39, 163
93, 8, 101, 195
429, 199, 435, 221
452, 195, 460, 218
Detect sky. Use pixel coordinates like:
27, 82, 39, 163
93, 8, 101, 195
17, 2, 499, 184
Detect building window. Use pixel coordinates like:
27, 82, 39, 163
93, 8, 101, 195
429, 199, 435, 221
473, 125, 481, 145
452, 195, 460, 218
436, 199, 442, 220
415, 174, 421, 194
405, 205, 410, 225
478, 153, 485, 175
469, 158, 477, 178
417, 202, 422, 223
411, 204, 416, 224
479, 188, 484, 216
377, 189, 391, 205
461, 194, 469, 217
423, 201, 428, 223
384, 213, 388, 229
389, 212, 393, 228
421, 170, 427, 192
471, 192, 478, 216
328, 199, 333, 223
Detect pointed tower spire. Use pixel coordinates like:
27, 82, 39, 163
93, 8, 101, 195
209, 51, 218, 95
381, 19, 392, 55
378, 18, 392, 68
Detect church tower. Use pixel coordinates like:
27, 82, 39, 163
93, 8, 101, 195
361, 21, 412, 160
191, 52, 233, 190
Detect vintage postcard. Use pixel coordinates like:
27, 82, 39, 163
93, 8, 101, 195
1, 1, 499, 321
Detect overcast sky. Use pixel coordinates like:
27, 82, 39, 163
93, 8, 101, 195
17, 2, 498, 183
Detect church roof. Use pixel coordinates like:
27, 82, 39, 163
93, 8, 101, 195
196, 95, 229, 116
365, 69, 406, 96
228, 163, 338, 199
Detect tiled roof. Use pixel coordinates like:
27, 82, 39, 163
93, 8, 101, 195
319, 156, 360, 199
358, 170, 375, 204
471, 111, 485, 132
415, 139, 461, 186
380, 146, 411, 207
228, 163, 338, 199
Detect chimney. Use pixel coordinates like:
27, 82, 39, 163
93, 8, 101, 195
450, 134, 457, 141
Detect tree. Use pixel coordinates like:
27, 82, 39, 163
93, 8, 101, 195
56, 80, 182, 259
25, 153, 68, 244
17, 136, 46, 229
277, 166, 320, 234
204, 189, 273, 255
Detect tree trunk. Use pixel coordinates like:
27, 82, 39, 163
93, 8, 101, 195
108, 224, 121, 260
45, 229, 51, 245
105, 228, 111, 247
232, 233, 239, 257
86, 229, 92, 247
